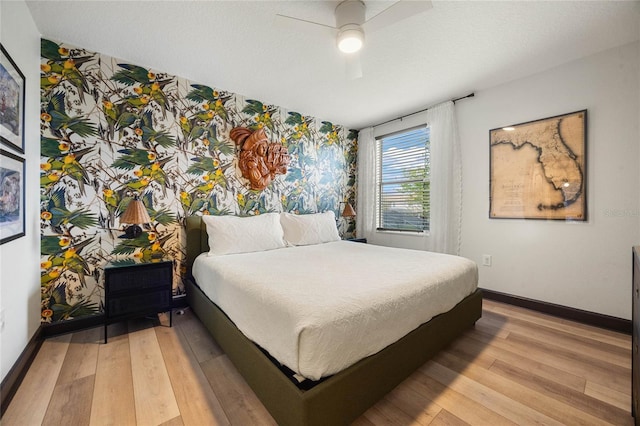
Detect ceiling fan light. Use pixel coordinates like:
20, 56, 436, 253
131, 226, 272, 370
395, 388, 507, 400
337, 27, 364, 53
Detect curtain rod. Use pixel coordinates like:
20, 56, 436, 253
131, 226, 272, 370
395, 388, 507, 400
371, 92, 475, 129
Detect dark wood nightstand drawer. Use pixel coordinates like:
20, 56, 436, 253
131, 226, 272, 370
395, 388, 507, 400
107, 289, 172, 318
105, 262, 172, 293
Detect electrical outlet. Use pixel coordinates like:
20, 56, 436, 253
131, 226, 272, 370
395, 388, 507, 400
482, 255, 492, 267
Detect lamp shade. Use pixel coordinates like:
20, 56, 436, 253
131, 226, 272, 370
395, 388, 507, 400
120, 197, 151, 225
341, 202, 356, 218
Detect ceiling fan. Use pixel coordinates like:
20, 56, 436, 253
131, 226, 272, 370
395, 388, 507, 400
274, 0, 433, 79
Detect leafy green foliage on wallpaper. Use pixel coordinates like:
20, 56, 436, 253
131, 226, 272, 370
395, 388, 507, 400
39, 38, 357, 323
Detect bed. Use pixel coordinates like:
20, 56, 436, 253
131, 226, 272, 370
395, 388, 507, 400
185, 214, 482, 426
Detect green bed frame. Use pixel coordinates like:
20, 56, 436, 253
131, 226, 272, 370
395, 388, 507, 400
185, 215, 482, 426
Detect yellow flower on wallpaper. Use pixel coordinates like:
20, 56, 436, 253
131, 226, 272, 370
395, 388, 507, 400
47, 171, 61, 181
64, 247, 77, 259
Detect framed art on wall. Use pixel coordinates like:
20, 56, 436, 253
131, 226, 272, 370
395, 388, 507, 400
0, 149, 25, 244
489, 110, 587, 221
0, 44, 26, 154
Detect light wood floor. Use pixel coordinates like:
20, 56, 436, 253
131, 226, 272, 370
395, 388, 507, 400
2, 299, 633, 425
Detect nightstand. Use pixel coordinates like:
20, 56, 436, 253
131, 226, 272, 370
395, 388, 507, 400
346, 238, 367, 243
103, 258, 173, 343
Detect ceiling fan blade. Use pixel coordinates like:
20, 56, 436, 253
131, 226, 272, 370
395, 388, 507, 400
274, 13, 338, 37
362, 0, 433, 33
345, 53, 363, 80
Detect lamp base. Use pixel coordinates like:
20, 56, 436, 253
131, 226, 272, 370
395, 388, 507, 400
125, 224, 142, 238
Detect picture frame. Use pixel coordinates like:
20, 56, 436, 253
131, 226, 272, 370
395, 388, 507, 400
0, 149, 26, 244
0, 44, 26, 154
489, 110, 587, 221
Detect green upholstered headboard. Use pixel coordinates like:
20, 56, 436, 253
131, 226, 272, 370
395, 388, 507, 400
186, 215, 209, 276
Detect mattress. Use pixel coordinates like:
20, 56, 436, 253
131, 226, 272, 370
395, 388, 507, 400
192, 240, 478, 380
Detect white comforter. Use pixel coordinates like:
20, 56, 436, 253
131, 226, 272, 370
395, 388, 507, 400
192, 241, 477, 380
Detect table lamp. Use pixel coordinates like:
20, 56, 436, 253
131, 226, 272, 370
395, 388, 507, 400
120, 194, 151, 238
341, 202, 356, 218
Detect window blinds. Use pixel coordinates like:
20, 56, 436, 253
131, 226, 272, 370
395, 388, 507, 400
377, 126, 430, 232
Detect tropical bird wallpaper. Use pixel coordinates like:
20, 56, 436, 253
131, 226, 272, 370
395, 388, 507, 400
40, 39, 358, 324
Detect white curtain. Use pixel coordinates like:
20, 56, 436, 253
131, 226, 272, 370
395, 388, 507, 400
356, 102, 462, 255
356, 127, 376, 238
425, 101, 462, 255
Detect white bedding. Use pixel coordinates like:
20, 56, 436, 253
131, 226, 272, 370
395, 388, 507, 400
192, 241, 478, 380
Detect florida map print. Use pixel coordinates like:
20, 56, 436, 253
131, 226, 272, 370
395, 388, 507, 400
490, 110, 586, 220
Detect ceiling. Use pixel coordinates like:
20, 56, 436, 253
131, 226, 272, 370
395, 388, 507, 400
26, 0, 640, 130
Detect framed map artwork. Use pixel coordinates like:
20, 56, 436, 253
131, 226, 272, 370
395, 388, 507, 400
490, 110, 587, 221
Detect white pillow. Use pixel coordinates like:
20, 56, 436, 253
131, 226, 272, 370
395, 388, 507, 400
202, 213, 286, 256
280, 211, 341, 246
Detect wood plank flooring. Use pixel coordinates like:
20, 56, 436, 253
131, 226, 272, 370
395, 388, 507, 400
2, 300, 633, 425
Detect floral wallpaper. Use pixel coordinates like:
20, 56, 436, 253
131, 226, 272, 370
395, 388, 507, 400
40, 39, 357, 324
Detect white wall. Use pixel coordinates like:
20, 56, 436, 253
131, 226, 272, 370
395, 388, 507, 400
458, 42, 639, 320
0, 0, 42, 381
364, 42, 639, 320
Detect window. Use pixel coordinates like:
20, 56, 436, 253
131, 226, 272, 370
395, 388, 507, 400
377, 126, 430, 232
